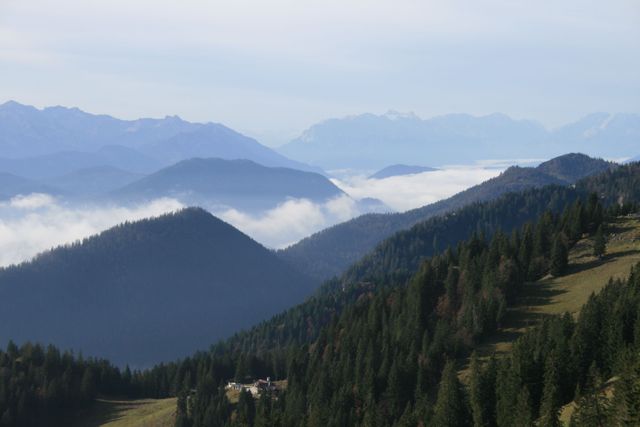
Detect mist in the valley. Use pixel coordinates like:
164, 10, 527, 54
0, 166, 502, 266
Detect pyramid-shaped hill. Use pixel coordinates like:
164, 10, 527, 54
0, 207, 315, 366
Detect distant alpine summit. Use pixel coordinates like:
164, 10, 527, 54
279, 111, 640, 169
369, 164, 437, 179
0, 100, 317, 175
110, 158, 345, 212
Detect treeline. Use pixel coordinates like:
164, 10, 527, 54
174, 193, 612, 426
0, 341, 179, 426
454, 262, 640, 427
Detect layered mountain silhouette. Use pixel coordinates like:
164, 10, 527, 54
0, 208, 315, 366
368, 164, 437, 179
0, 101, 317, 174
0, 146, 160, 179
279, 111, 640, 169
0, 173, 58, 200
279, 153, 613, 281
110, 158, 344, 212
48, 166, 144, 197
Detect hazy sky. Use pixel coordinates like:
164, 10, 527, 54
1, 0, 638, 145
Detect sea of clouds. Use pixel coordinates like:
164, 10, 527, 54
0, 166, 502, 267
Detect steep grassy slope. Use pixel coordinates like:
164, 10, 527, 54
462, 214, 640, 368
73, 398, 176, 427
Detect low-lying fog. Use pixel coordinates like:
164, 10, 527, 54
0, 166, 502, 267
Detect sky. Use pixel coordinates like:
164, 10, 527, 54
1, 0, 639, 146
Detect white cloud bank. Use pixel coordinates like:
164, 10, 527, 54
0, 194, 184, 267
214, 195, 362, 249
331, 167, 502, 212
0, 166, 500, 265
214, 166, 501, 247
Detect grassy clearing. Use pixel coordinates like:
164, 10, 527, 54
460, 215, 640, 377
73, 397, 176, 427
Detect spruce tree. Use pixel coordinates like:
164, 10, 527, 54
593, 225, 606, 259
539, 352, 562, 427
468, 353, 488, 427
570, 364, 609, 427
550, 236, 569, 277
237, 388, 256, 426
432, 361, 471, 427
513, 386, 533, 427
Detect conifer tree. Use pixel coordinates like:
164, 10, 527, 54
513, 386, 533, 427
593, 225, 606, 258
539, 352, 562, 427
468, 353, 488, 427
236, 389, 256, 426
609, 353, 640, 427
550, 236, 569, 277
570, 364, 609, 427
432, 361, 471, 427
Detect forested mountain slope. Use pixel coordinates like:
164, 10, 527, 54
207, 162, 640, 362
168, 187, 640, 426
0, 208, 314, 366
3, 162, 638, 427
280, 153, 613, 281
339, 161, 638, 288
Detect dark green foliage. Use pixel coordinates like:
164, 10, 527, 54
550, 235, 569, 277
593, 225, 606, 258
280, 154, 612, 281
468, 353, 491, 427
570, 364, 610, 427
538, 352, 562, 427
169, 164, 639, 426
176, 195, 614, 426
236, 389, 256, 426
0, 341, 160, 426
432, 361, 471, 427
2, 160, 634, 427
513, 386, 533, 427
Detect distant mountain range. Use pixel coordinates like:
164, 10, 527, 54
0, 208, 315, 366
0, 172, 59, 200
0, 145, 161, 179
48, 166, 144, 197
279, 111, 640, 169
368, 164, 437, 179
279, 153, 614, 281
110, 158, 345, 212
0, 101, 318, 175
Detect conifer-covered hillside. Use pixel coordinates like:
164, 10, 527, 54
0, 208, 315, 367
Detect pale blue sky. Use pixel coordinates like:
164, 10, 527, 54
1, 0, 638, 146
